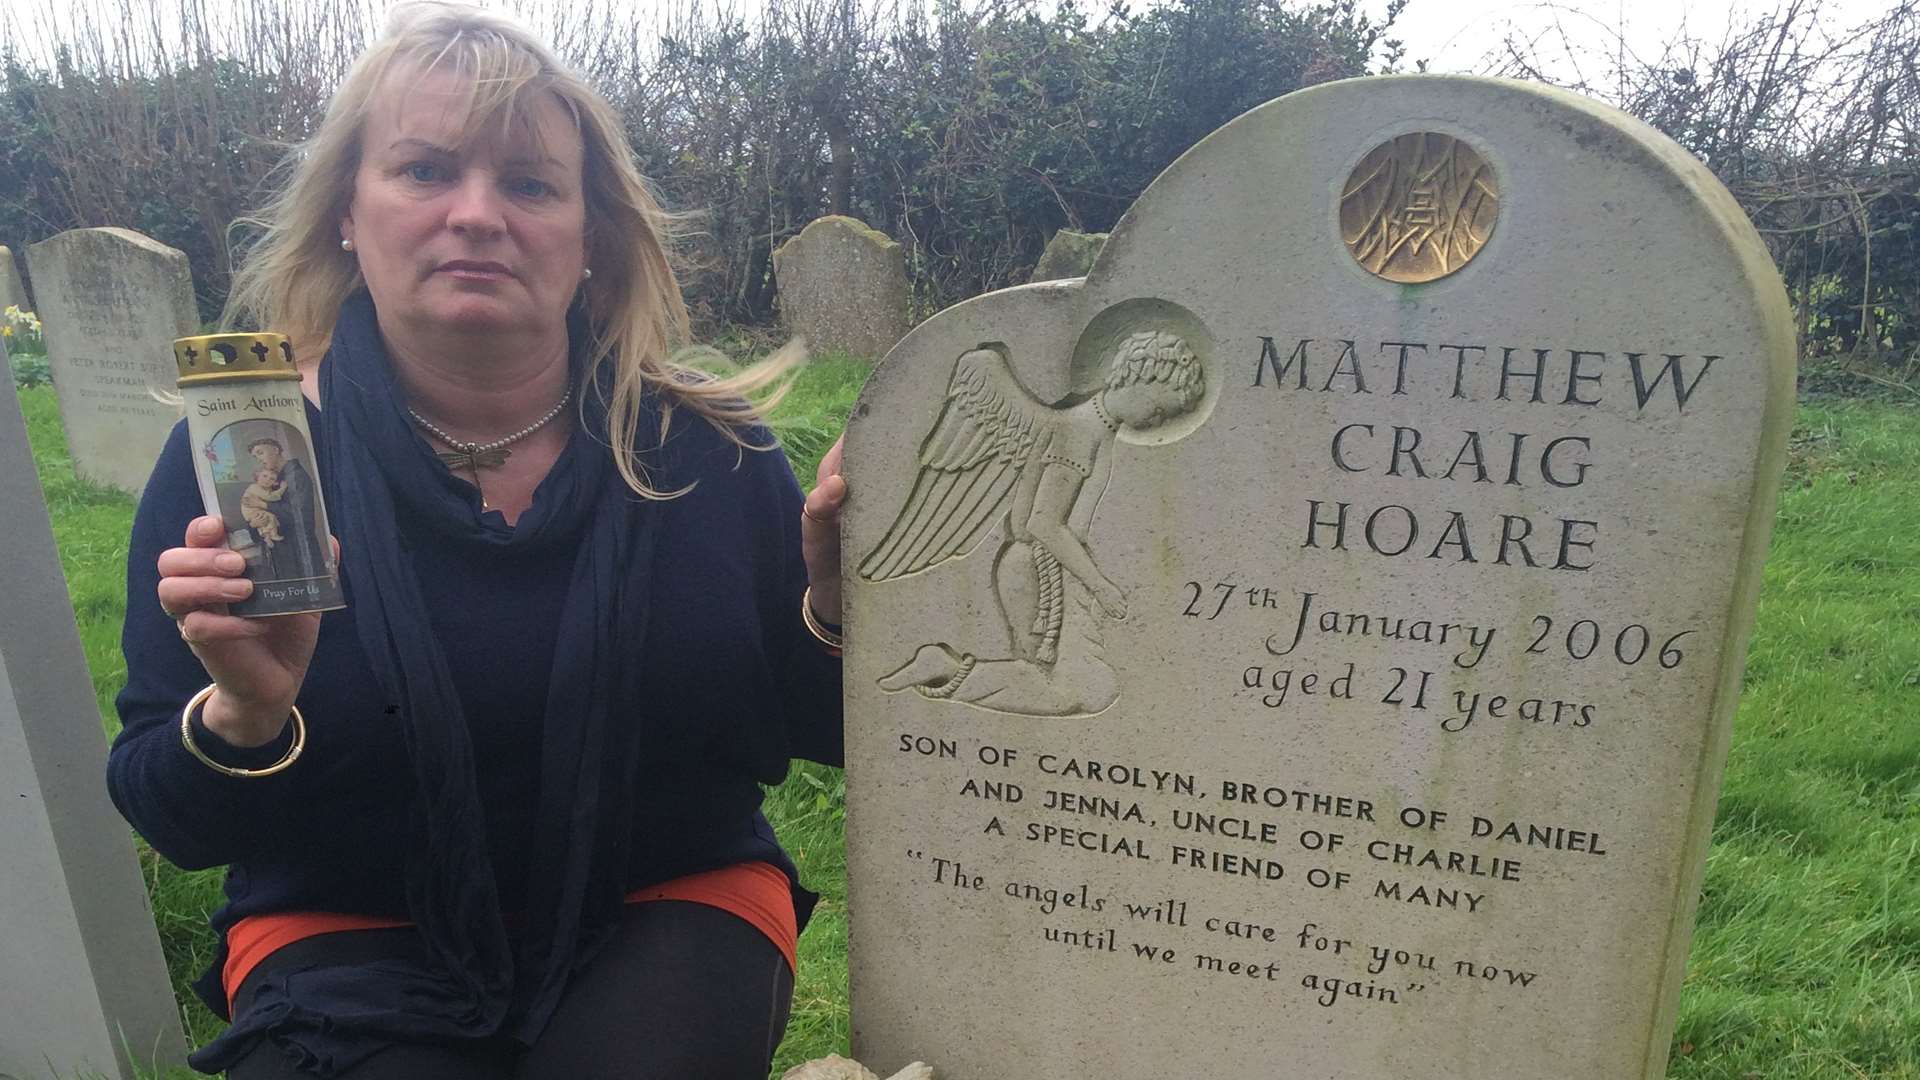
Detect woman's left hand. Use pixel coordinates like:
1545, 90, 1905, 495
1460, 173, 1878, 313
801, 434, 847, 624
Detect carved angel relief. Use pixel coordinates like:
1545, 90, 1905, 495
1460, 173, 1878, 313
860, 330, 1206, 718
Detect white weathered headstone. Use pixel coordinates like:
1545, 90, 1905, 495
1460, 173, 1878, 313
26, 227, 194, 497
773, 215, 912, 360
841, 76, 1792, 1079
0, 342, 188, 1079
0, 244, 27, 314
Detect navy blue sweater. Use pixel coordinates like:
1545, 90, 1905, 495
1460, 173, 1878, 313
108, 409, 843, 1017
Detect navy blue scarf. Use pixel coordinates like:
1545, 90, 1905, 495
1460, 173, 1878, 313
195, 290, 667, 1073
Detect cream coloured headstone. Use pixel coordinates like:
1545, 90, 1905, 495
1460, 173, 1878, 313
773, 215, 912, 360
842, 76, 1792, 1079
0, 244, 27, 313
26, 227, 194, 497
1, 341, 188, 1079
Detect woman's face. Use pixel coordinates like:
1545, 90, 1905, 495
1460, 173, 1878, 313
341, 69, 588, 342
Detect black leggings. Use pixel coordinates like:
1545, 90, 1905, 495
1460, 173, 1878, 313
226, 901, 793, 1080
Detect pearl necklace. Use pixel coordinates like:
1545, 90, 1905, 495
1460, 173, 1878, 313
407, 386, 572, 473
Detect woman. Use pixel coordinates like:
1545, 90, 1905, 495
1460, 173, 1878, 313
107, 4, 847, 1077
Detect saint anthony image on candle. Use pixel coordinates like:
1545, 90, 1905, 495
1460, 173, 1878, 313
859, 329, 1209, 718
207, 419, 332, 586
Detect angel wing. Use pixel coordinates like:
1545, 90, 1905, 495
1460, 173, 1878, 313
858, 347, 1051, 581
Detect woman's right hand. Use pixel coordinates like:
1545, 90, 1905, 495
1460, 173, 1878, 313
158, 515, 325, 747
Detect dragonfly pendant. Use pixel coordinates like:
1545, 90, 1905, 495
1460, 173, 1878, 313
435, 446, 512, 471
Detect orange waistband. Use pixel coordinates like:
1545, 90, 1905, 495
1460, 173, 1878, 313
222, 861, 797, 1014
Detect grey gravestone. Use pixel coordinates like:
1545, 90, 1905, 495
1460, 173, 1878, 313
1, 339, 188, 1079
841, 76, 1792, 1079
27, 227, 194, 497
0, 244, 27, 314
772, 215, 912, 360
1031, 229, 1108, 281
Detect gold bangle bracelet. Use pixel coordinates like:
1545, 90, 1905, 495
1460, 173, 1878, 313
179, 683, 306, 778
801, 586, 843, 654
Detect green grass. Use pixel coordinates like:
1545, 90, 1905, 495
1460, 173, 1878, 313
760, 350, 867, 1074
1668, 404, 1920, 1080
18, 377, 1920, 1078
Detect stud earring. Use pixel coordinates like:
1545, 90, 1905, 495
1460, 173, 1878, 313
341, 239, 355, 252
582, 267, 592, 280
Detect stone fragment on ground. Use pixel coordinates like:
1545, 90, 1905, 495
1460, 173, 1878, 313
782, 1054, 934, 1080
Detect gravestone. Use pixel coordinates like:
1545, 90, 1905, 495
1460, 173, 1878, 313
772, 215, 912, 360
841, 75, 1792, 1079
1031, 229, 1109, 282
26, 227, 194, 497
0, 244, 27, 313
0, 340, 188, 1078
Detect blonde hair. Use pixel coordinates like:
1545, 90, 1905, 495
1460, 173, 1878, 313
223, 1, 792, 497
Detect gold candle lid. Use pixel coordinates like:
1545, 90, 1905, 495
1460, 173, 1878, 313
174, 332, 300, 385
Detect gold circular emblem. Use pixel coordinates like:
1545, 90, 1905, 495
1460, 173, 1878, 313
1341, 133, 1498, 283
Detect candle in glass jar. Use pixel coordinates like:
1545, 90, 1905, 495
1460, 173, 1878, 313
174, 333, 345, 617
